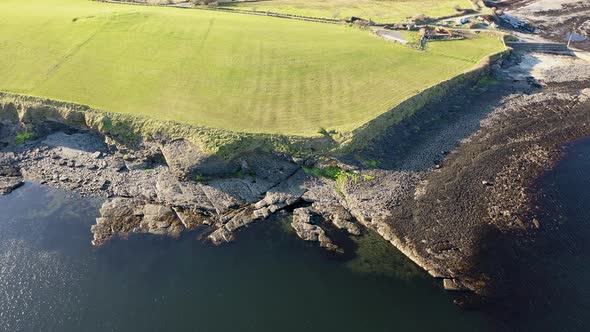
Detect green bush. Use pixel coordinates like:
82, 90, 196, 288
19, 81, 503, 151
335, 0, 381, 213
15, 131, 37, 145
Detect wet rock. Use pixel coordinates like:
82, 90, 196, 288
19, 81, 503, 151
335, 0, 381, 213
141, 204, 183, 236
208, 227, 235, 245
172, 207, 208, 229
443, 278, 466, 291
253, 191, 301, 218
329, 208, 362, 236
92, 198, 143, 246
0, 173, 23, 195
0, 163, 23, 195
205, 207, 261, 246
223, 207, 256, 232
252, 208, 271, 220
291, 207, 341, 252
301, 178, 363, 236
92, 198, 184, 245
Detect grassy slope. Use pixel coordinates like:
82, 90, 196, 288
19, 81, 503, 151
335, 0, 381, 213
219, 0, 473, 22
0, 0, 503, 136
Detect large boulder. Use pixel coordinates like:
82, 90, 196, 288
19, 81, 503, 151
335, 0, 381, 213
91, 198, 185, 245
92, 198, 143, 245
251, 169, 309, 219
141, 204, 184, 236
208, 227, 235, 245
160, 139, 239, 178
0, 165, 23, 195
291, 207, 341, 252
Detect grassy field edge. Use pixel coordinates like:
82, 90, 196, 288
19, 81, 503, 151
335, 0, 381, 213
0, 42, 508, 160
339, 43, 511, 155
0, 92, 336, 159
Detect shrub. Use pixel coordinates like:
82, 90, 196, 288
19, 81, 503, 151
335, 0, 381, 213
15, 131, 36, 145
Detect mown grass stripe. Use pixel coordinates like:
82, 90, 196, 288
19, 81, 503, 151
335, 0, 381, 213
0, 0, 504, 136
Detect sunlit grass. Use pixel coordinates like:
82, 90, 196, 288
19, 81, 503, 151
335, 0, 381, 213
0, 0, 504, 136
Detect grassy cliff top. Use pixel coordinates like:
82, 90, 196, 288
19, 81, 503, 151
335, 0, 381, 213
0, 0, 504, 136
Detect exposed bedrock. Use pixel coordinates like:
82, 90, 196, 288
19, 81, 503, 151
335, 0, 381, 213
160, 138, 240, 178
0, 163, 23, 195
92, 198, 185, 246
0, 109, 374, 251
291, 207, 341, 252
406, 90, 590, 295
2, 51, 589, 300
0, 102, 356, 249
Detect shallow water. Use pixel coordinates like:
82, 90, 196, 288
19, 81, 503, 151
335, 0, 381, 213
0, 183, 490, 332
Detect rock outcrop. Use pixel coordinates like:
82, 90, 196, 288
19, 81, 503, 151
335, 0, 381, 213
291, 207, 341, 252
92, 198, 184, 245
160, 139, 239, 178
2, 50, 589, 301
0, 150, 23, 195
0, 165, 23, 195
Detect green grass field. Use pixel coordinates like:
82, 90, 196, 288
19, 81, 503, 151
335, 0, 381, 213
218, 0, 474, 23
0, 0, 504, 136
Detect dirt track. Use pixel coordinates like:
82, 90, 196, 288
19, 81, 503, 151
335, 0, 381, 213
499, 0, 590, 50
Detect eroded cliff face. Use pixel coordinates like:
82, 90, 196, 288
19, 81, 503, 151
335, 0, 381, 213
0, 98, 365, 251
0, 93, 335, 163
0, 95, 426, 273
1, 50, 589, 302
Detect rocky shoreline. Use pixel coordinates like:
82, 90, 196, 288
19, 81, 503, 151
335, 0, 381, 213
409, 89, 590, 293
1, 46, 590, 302
0, 112, 370, 250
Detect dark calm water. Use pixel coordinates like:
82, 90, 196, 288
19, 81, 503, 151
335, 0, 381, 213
491, 136, 590, 332
0, 183, 490, 332
3, 137, 590, 332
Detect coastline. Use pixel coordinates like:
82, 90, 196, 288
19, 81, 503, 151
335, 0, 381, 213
1, 45, 590, 302
332, 51, 590, 298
